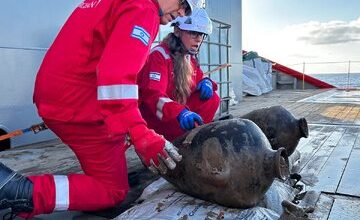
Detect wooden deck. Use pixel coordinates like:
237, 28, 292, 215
232, 89, 360, 220
0, 88, 359, 219
231, 89, 360, 126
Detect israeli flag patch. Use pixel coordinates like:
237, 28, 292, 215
131, 26, 150, 46
149, 72, 161, 81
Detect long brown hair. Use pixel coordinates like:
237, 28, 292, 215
162, 33, 194, 104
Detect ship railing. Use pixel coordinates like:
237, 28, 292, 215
287, 60, 360, 90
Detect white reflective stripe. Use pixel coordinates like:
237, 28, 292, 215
53, 175, 69, 211
156, 110, 163, 120
156, 97, 173, 120
150, 46, 170, 60
98, 84, 138, 100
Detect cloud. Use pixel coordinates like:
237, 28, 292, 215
288, 17, 360, 45
244, 16, 360, 69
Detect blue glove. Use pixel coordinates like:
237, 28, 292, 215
177, 109, 204, 131
197, 78, 213, 100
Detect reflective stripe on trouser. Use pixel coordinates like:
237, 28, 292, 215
28, 120, 129, 215
150, 91, 220, 141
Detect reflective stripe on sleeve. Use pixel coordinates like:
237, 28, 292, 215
53, 175, 69, 211
156, 97, 173, 120
150, 46, 170, 60
98, 84, 138, 100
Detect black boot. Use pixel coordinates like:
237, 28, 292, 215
0, 163, 33, 213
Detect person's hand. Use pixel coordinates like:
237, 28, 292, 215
197, 78, 213, 100
128, 124, 182, 174
177, 109, 204, 131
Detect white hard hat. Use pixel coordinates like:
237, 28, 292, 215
172, 8, 212, 35
185, 0, 206, 14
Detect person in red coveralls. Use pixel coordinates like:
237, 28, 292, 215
138, 8, 220, 141
0, 0, 205, 218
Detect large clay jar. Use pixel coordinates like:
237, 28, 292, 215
241, 106, 308, 155
163, 118, 289, 208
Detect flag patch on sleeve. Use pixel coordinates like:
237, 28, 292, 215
149, 72, 161, 81
131, 26, 150, 46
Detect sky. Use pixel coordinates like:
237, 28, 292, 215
243, 0, 360, 74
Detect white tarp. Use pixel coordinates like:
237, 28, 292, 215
243, 58, 273, 96
116, 178, 298, 220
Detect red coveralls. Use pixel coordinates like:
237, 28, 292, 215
31, 0, 160, 215
138, 43, 220, 141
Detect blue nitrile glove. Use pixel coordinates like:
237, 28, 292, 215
177, 109, 204, 131
197, 78, 213, 100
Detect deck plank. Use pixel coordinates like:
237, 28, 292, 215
291, 102, 313, 118
297, 126, 334, 171
0, 140, 80, 175
303, 103, 324, 120
336, 131, 360, 196
329, 105, 350, 124
296, 125, 324, 152
347, 106, 360, 123
311, 131, 357, 193
309, 193, 333, 220
354, 108, 360, 125
334, 105, 352, 122
328, 196, 360, 220
300, 126, 346, 177
302, 104, 324, 123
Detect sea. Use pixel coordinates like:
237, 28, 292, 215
309, 73, 360, 88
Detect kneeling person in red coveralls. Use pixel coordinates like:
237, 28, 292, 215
0, 0, 205, 218
138, 8, 220, 141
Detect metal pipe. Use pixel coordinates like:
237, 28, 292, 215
347, 60, 351, 90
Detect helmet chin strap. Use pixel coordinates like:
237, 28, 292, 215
174, 32, 205, 55
187, 36, 206, 55
158, 8, 164, 17
156, 0, 164, 17
188, 49, 198, 55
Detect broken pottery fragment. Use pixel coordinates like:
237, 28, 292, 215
163, 118, 290, 208
241, 106, 308, 155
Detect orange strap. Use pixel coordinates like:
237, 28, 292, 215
0, 130, 23, 141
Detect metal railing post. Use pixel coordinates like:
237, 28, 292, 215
287, 60, 360, 90
302, 62, 305, 90
347, 60, 351, 90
